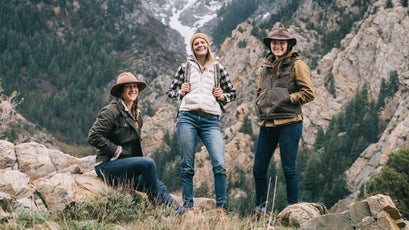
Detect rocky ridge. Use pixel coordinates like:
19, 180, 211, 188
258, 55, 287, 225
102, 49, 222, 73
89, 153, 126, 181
111, 0, 409, 211
0, 140, 407, 229
0, 0, 408, 216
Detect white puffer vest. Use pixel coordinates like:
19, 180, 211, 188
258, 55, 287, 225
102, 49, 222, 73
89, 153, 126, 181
179, 61, 222, 116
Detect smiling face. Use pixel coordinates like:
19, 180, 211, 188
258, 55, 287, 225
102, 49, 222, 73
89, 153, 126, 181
270, 40, 288, 57
121, 83, 139, 105
192, 37, 209, 59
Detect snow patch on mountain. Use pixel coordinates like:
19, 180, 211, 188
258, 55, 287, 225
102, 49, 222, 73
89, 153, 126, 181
144, 0, 226, 54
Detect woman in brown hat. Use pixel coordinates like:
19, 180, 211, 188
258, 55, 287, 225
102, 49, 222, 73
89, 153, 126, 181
253, 27, 315, 214
88, 72, 186, 215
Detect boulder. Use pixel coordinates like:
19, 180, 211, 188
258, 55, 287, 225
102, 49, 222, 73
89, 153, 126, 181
300, 194, 406, 229
275, 202, 327, 227
0, 141, 16, 169
0, 140, 216, 213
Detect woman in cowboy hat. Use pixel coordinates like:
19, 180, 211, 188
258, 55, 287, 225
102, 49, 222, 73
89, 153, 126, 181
88, 72, 186, 215
253, 27, 315, 214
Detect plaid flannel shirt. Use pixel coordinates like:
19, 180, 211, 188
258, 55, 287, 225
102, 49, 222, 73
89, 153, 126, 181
166, 61, 236, 105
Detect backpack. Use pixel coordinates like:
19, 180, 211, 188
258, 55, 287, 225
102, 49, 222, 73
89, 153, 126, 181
182, 61, 225, 113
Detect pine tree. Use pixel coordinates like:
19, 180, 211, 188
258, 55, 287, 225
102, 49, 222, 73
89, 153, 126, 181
313, 127, 326, 150
366, 148, 409, 219
239, 115, 253, 135
302, 152, 323, 200
389, 70, 399, 94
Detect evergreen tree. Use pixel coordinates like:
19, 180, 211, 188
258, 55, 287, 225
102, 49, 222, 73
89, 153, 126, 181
386, 0, 393, 8
389, 70, 400, 93
366, 148, 409, 219
1, 1, 183, 148
300, 85, 380, 207
325, 72, 336, 97
239, 115, 253, 135
151, 131, 180, 192
302, 151, 323, 201
313, 127, 326, 150
212, 0, 261, 48
363, 102, 379, 143
377, 70, 400, 110
377, 78, 388, 110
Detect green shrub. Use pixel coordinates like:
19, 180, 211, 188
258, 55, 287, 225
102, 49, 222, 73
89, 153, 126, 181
238, 40, 247, 48
365, 148, 409, 219
15, 208, 49, 228
239, 115, 253, 135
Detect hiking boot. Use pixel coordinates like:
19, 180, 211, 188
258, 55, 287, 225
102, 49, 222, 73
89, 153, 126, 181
254, 205, 266, 214
254, 206, 268, 221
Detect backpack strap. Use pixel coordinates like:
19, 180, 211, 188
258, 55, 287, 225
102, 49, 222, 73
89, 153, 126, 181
184, 61, 191, 83
214, 62, 220, 88
213, 62, 226, 113
175, 61, 191, 122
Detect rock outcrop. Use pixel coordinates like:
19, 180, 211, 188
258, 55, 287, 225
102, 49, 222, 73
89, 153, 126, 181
197, 0, 409, 211
1, 0, 408, 219
0, 140, 217, 220
267, 194, 407, 229
300, 194, 407, 229
0, 140, 106, 212
321, 2, 409, 211
1, 139, 407, 229
276, 202, 328, 227
142, 0, 409, 207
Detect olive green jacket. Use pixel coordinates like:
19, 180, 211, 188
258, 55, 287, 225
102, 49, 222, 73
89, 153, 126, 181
88, 99, 143, 164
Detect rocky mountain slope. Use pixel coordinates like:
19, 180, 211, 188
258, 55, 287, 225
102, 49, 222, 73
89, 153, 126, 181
1, 0, 408, 212
0, 90, 57, 149
299, 0, 409, 210
140, 0, 409, 210
143, 0, 228, 53
0, 140, 406, 228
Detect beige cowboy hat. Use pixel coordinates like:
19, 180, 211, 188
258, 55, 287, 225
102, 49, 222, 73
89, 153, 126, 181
262, 27, 297, 48
110, 72, 147, 97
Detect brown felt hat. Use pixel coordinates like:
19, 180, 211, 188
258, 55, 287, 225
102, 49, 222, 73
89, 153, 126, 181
110, 72, 147, 97
263, 27, 297, 48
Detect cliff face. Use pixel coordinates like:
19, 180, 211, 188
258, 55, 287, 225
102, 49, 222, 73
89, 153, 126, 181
141, 0, 409, 209
308, 2, 409, 210
0, 91, 57, 149
1, 0, 408, 210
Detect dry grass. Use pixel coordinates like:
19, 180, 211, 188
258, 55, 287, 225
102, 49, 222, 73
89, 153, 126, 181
0, 191, 297, 230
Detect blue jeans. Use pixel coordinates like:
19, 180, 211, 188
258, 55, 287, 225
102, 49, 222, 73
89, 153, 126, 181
95, 157, 186, 214
253, 121, 303, 207
177, 111, 227, 209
